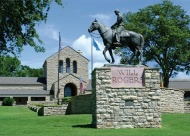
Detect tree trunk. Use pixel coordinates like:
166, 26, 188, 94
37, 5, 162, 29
163, 75, 169, 88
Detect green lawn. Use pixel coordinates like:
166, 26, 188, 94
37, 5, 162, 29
0, 106, 190, 136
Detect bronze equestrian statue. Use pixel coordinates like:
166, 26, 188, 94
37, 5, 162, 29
88, 10, 144, 65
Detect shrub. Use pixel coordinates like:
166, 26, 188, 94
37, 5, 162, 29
62, 97, 72, 104
2, 97, 14, 106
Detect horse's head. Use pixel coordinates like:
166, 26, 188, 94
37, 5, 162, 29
88, 19, 100, 33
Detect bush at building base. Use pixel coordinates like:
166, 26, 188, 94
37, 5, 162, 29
2, 97, 14, 106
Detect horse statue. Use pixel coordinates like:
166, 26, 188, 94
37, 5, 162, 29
88, 19, 144, 64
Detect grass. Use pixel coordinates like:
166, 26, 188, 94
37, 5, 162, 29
0, 106, 190, 136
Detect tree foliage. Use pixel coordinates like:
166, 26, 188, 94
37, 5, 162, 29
2, 97, 14, 106
0, 55, 20, 76
16, 65, 43, 77
115, 0, 190, 87
0, 56, 43, 77
0, 0, 63, 55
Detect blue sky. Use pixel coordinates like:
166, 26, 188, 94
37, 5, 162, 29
20, 0, 190, 79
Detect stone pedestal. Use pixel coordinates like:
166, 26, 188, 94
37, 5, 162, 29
91, 65, 161, 129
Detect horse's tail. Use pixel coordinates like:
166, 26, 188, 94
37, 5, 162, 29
138, 34, 144, 64
139, 34, 144, 51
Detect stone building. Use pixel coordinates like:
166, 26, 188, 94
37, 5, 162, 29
0, 46, 89, 105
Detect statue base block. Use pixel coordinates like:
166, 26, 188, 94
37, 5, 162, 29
91, 64, 161, 129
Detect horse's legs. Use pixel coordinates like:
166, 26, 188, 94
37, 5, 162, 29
108, 48, 115, 64
128, 49, 136, 65
136, 50, 143, 65
135, 47, 143, 65
103, 44, 111, 63
128, 53, 135, 64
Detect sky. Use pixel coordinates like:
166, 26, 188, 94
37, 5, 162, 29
19, 0, 190, 79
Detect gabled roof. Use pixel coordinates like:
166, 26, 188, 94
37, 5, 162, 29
169, 79, 190, 91
43, 46, 89, 67
53, 73, 87, 84
0, 77, 46, 85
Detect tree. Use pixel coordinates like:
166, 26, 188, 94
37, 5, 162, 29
0, 0, 63, 55
14, 65, 43, 77
27, 67, 43, 77
0, 55, 21, 76
0, 56, 43, 77
15, 65, 30, 77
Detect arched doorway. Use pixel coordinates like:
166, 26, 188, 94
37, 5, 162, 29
64, 83, 77, 97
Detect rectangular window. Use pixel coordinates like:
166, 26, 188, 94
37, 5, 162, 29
59, 60, 63, 73
73, 61, 77, 73
66, 58, 70, 73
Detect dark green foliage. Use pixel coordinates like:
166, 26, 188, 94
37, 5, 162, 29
0, 55, 21, 76
0, 0, 63, 56
28, 67, 43, 77
2, 97, 14, 106
0, 55, 43, 77
16, 65, 43, 77
62, 97, 72, 104
115, 0, 190, 87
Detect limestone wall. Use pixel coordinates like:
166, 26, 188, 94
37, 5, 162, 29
92, 66, 161, 129
160, 88, 184, 113
38, 104, 68, 116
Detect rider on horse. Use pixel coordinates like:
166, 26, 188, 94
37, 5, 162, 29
111, 10, 124, 45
